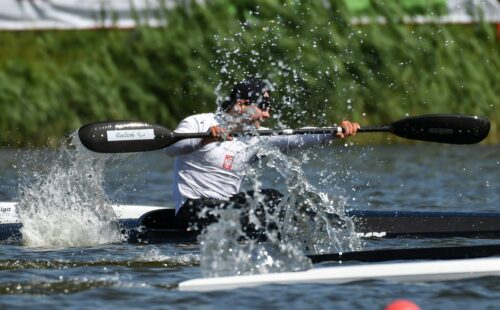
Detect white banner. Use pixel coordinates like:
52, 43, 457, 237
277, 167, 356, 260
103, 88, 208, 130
0, 0, 175, 30
0, 0, 498, 30
352, 0, 500, 25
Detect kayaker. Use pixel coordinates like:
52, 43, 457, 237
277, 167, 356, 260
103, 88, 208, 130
164, 78, 359, 235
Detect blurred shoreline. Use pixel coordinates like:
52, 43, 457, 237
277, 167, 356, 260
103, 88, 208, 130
0, 2, 497, 146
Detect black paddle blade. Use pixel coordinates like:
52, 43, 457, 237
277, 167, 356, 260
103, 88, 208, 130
390, 114, 490, 144
78, 121, 176, 153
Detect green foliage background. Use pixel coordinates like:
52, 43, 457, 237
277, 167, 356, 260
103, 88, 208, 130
0, 0, 497, 146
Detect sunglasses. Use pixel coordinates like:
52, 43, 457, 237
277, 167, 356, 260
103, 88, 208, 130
243, 96, 271, 110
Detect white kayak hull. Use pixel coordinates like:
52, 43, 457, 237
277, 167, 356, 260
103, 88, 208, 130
0, 201, 168, 225
178, 257, 500, 292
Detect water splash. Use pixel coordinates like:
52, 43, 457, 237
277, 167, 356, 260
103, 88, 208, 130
17, 133, 121, 247
200, 6, 363, 276
199, 206, 312, 277
199, 143, 361, 277
260, 147, 361, 254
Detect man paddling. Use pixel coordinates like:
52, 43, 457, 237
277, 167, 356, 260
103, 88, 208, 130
164, 78, 359, 234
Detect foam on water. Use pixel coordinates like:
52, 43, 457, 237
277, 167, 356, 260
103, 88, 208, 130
133, 246, 200, 266
16, 133, 121, 247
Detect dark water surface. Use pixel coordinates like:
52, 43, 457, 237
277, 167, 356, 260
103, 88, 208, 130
0, 144, 498, 309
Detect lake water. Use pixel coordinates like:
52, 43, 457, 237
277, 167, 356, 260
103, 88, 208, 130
0, 143, 498, 309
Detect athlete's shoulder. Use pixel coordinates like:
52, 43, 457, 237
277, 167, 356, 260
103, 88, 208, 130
176, 113, 217, 133
182, 113, 216, 123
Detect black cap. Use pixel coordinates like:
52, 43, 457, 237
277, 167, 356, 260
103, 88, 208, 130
220, 78, 272, 111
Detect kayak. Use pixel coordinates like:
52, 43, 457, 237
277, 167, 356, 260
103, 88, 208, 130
0, 202, 166, 242
3, 201, 500, 242
178, 257, 500, 292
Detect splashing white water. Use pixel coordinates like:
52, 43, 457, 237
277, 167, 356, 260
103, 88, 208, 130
200, 7, 363, 276
199, 206, 313, 277
257, 146, 361, 254
17, 133, 121, 247
199, 142, 361, 277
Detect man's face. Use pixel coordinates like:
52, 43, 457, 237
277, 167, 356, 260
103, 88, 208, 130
238, 91, 271, 128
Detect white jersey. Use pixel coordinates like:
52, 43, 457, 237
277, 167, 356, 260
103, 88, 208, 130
164, 113, 333, 212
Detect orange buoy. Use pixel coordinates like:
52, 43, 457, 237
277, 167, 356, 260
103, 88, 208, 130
384, 299, 421, 310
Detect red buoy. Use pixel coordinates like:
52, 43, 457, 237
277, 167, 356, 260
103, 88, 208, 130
384, 299, 421, 310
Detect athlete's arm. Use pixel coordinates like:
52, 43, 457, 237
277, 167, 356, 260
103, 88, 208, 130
164, 118, 203, 156
264, 120, 359, 153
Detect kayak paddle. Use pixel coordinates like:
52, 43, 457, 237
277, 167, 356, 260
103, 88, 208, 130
78, 114, 490, 153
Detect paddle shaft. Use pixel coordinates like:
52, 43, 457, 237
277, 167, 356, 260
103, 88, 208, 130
172, 126, 391, 140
